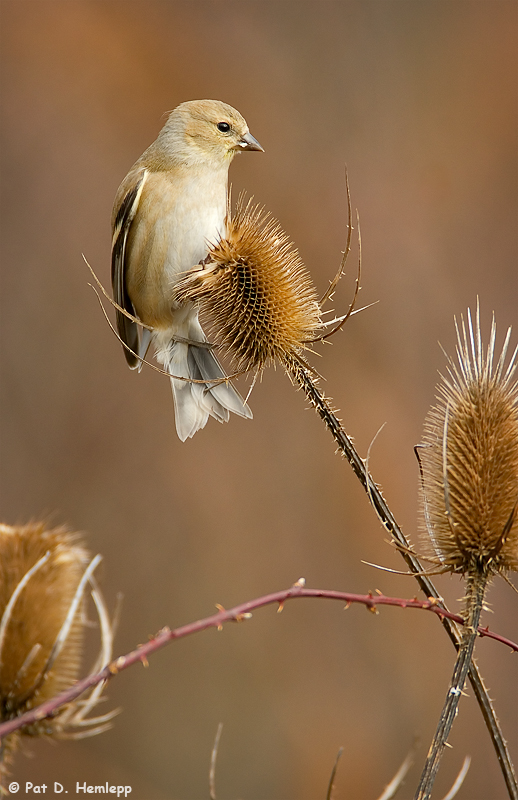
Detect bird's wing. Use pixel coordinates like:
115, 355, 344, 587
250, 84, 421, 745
111, 169, 148, 369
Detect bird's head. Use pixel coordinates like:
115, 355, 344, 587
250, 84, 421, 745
159, 99, 263, 167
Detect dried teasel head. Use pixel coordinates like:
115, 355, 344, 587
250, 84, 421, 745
0, 523, 115, 772
173, 200, 322, 374
419, 309, 518, 578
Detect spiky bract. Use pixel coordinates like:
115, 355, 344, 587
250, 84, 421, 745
173, 201, 322, 373
420, 310, 518, 576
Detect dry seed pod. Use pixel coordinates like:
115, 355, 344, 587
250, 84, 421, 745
173, 200, 322, 373
414, 310, 518, 800
420, 310, 518, 577
0, 523, 113, 774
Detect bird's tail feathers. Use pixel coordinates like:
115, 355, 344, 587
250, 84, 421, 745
155, 327, 252, 441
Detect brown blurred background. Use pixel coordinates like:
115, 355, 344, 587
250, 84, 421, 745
1, 2, 517, 798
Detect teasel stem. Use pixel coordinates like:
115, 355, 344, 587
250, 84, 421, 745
415, 575, 488, 800
286, 356, 517, 800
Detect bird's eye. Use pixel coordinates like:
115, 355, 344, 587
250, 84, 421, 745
217, 122, 231, 133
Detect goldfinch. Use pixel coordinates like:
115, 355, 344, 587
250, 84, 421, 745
111, 99, 263, 440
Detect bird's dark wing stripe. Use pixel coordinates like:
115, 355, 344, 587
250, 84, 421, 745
111, 170, 148, 369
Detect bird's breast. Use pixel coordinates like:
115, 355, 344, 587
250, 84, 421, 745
126, 168, 228, 328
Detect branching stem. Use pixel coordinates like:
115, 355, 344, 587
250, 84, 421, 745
287, 358, 517, 800
0, 585, 515, 741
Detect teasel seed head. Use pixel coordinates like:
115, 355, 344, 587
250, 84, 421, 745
173, 199, 322, 373
0, 522, 114, 772
420, 308, 518, 578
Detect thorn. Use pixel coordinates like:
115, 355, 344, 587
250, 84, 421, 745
140, 655, 149, 668
292, 577, 306, 588
215, 604, 225, 631
375, 588, 383, 596
277, 601, 284, 614
367, 604, 378, 615
344, 602, 351, 610
233, 612, 252, 622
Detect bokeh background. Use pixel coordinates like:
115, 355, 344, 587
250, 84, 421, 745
1, 2, 517, 798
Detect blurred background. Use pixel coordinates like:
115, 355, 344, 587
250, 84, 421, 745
1, 2, 517, 798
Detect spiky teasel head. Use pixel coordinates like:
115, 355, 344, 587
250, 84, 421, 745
419, 308, 518, 579
173, 200, 322, 373
0, 523, 114, 771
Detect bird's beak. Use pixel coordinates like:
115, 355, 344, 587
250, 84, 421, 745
239, 132, 264, 152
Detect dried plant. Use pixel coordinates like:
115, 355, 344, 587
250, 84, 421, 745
0, 572, 516, 793
173, 199, 322, 376
82, 195, 517, 795
170, 203, 517, 796
415, 308, 518, 799
420, 309, 518, 576
0, 522, 115, 782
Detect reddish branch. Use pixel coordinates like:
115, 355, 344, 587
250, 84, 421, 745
0, 585, 516, 741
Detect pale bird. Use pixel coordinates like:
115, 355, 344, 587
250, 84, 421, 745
111, 99, 263, 440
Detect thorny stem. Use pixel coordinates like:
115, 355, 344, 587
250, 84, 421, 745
414, 577, 487, 800
0, 587, 515, 741
288, 358, 518, 800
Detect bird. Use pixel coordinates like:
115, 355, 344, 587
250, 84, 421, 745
111, 99, 263, 441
